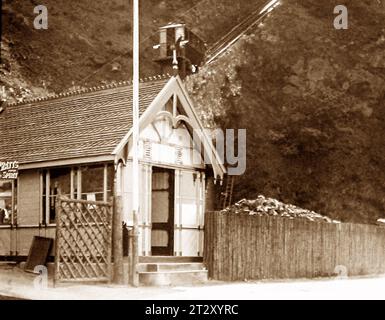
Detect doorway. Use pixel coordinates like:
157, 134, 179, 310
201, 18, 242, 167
151, 167, 175, 256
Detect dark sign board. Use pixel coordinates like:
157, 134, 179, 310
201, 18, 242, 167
0, 161, 19, 180
25, 236, 53, 273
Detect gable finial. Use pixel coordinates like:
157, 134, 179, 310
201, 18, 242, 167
172, 45, 179, 77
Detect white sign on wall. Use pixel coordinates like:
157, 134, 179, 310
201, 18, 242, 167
0, 161, 19, 180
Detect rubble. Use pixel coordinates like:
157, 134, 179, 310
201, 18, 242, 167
221, 195, 340, 223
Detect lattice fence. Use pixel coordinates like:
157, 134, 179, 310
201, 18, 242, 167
54, 196, 113, 285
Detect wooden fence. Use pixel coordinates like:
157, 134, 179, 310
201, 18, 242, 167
54, 197, 113, 285
204, 212, 385, 281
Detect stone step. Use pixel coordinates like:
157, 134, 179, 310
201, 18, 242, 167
139, 269, 208, 286
138, 262, 206, 272
139, 256, 203, 263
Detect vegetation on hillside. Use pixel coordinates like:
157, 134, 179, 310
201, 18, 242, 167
1, 0, 264, 101
187, 0, 385, 223
2, 0, 385, 223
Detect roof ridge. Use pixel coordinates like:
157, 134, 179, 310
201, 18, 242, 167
7, 73, 172, 107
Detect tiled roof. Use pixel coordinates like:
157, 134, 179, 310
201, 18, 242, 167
0, 77, 170, 164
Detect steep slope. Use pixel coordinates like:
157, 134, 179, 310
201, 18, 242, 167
187, 0, 385, 223
1, 0, 195, 95
1, 0, 265, 102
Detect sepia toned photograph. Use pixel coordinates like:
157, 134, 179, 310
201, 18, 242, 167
0, 0, 385, 307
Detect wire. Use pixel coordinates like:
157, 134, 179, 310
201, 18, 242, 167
206, 0, 280, 64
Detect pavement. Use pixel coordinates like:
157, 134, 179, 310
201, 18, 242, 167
1, 263, 385, 300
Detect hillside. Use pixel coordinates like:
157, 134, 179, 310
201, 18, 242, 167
2, 0, 385, 224
1, 0, 264, 102
187, 0, 385, 223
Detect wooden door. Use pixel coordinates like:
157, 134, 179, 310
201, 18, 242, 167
174, 170, 205, 256
151, 167, 174, 256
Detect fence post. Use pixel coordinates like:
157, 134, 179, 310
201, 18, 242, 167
130, 213, 140, 287
112, 164, 124, 284
128, 227, 134, 285
53, 196, 62, 287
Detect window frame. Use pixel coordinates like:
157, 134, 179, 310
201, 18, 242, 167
40, 163, 113, 226
0, 179, 17, 227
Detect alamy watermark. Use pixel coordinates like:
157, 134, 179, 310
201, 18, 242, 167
33, 5, 48, 30
30, 5, 348, 31
334, 5, 348, 30
175, 128, 247, 176
33, 265, 48, 290
334, 265, 348, 280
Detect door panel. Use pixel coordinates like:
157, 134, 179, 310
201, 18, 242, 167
175, 170, 205, 257
151, 230, 169, 247
151, 168, 174, 256
152, 190, 169, 223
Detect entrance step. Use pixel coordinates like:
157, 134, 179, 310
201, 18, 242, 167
139, 269, 208, 286
138, 262, 206, 272
139, 256, 203, 263
138, 258, 207, 286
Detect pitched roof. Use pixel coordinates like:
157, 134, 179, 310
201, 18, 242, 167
0, 77, 170, 164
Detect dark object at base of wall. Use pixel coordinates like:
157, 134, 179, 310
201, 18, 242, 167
24, 236, 53, 273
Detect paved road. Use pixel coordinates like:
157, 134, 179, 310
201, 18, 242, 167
1, 264, 385, 299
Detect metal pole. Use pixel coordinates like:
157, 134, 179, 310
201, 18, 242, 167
131, 0, 140, 287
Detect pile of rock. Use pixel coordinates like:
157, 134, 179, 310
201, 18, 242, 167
222, 195, 339, 223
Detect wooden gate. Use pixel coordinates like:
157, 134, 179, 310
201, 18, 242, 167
54, 197, 113, 285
